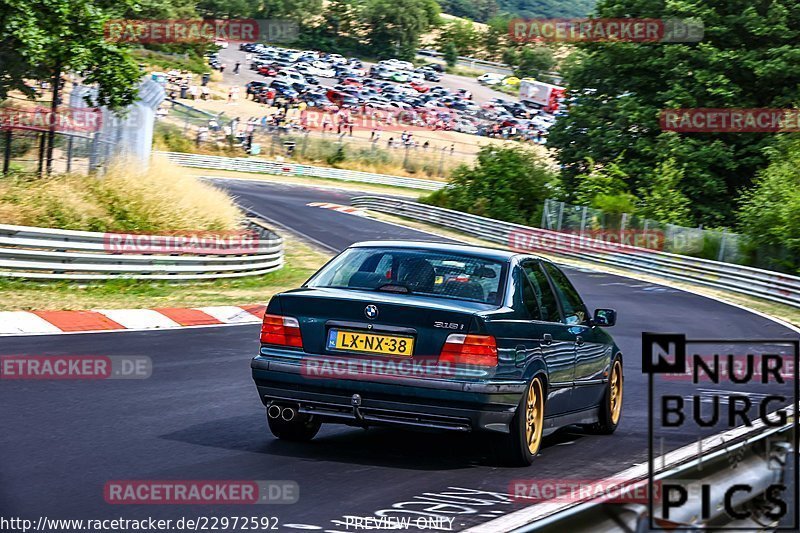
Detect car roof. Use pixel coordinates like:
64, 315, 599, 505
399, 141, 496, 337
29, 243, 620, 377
349, 240, 541, 262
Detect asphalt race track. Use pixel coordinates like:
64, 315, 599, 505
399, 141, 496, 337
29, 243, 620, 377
1, 179, 796, 532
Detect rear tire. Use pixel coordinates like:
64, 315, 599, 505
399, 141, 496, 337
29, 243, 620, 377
496, 375, 546, 466
586, 355, 623, 435
267, 410, 322, 442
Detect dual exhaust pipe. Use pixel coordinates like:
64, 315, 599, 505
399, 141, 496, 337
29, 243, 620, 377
268, 404, 296, 421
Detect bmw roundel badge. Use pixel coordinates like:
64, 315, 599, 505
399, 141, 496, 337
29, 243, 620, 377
365, 305, 379, 319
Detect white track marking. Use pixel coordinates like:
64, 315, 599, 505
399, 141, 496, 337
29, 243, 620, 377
95, 309, 181, 330
0, 311, 62, 335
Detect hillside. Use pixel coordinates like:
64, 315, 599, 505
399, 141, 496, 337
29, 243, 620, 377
437, 0, 596, 21
498, 0, 596, 18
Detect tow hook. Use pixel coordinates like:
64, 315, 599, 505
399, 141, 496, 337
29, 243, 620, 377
351, 394, 368, 428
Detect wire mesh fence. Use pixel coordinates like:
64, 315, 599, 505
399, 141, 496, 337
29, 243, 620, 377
0, 128, 117, 176
541, 198, 747, 264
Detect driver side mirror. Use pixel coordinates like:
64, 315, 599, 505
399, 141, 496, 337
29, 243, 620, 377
593, 308, 617, 327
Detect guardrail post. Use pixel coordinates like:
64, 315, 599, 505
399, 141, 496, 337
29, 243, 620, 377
718, 230, 727, 262
65, 136, 73, 174
579, 206, 587, 236
556, 202, 565, 231
2, 129, 11, 174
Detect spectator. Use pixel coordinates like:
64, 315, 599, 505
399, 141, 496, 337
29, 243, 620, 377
423, 140, 429, 151
220, 63, 226, 73
234, 61, 241, 74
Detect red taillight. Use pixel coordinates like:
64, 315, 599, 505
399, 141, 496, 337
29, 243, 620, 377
260, 314, 303, 348
439, 334, 498, 366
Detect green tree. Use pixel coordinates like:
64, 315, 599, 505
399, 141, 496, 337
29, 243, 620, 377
484, 14, 511, 60
436, 0, 498, 22
196, 0, 256, 18
1, 0, 142, 174
422, 145, 559, 225
505, 44, 555, 80
443, 42, 459, 66
436, 19, 481, 57
363, 0, 440, 60
324, 0, 364, 37
547, 0, 800, 227
637, 158, 694, 225
737, 135, 800, 272
127, 0, 197, 18
573, 157, 637, 215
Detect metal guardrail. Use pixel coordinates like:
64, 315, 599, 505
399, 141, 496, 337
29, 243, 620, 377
165, 98, 223, 119
0, 219, 283, 281
415, 49, 563, 83
157, 151, 444, 191
350, 196, 800, 308
482, 410, 796, 532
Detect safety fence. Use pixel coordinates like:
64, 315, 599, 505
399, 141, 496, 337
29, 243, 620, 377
349, 196, 800, 308
156, 151, 445, 191
0, 218, 283, 281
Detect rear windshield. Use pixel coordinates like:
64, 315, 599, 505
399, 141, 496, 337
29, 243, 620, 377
306, 247, 505, 305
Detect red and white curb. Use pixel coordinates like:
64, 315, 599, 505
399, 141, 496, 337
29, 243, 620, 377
0, 305, 266, 336
306, 202, 367, 216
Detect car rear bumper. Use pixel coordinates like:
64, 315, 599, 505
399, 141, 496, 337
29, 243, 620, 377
251, 355, 527, 434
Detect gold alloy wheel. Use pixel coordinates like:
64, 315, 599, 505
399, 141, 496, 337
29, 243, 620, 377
610, 360, 623, 424
525, 378, 545, 455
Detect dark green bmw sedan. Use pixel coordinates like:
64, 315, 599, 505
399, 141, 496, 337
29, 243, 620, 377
251, 241, 623, 465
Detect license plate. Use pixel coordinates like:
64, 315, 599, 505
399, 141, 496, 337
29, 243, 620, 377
327, 329, 414, 356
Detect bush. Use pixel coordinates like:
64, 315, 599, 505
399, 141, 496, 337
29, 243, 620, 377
153, 122, 196, 153
326, 145, 347, 166
737, 135, 800, 272
420, 145, 559, 226
0, 157, 241, 232
133, 48, 211, 74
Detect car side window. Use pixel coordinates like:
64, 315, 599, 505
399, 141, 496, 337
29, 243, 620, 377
520, 262, 561, 323
542, 263, 589, 325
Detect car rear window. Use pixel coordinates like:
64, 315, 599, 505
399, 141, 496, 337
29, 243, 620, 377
306, 247, 505, 305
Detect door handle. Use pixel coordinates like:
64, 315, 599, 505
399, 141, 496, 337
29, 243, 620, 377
542, 333, 552, 346
575, 335, 584, 346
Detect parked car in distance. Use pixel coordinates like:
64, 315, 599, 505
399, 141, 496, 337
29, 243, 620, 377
477, 73, 504, 85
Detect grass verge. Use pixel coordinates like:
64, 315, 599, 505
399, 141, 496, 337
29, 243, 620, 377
0, 158, 240, 232
366, 210, 800, 327
0, 232, 332, 311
